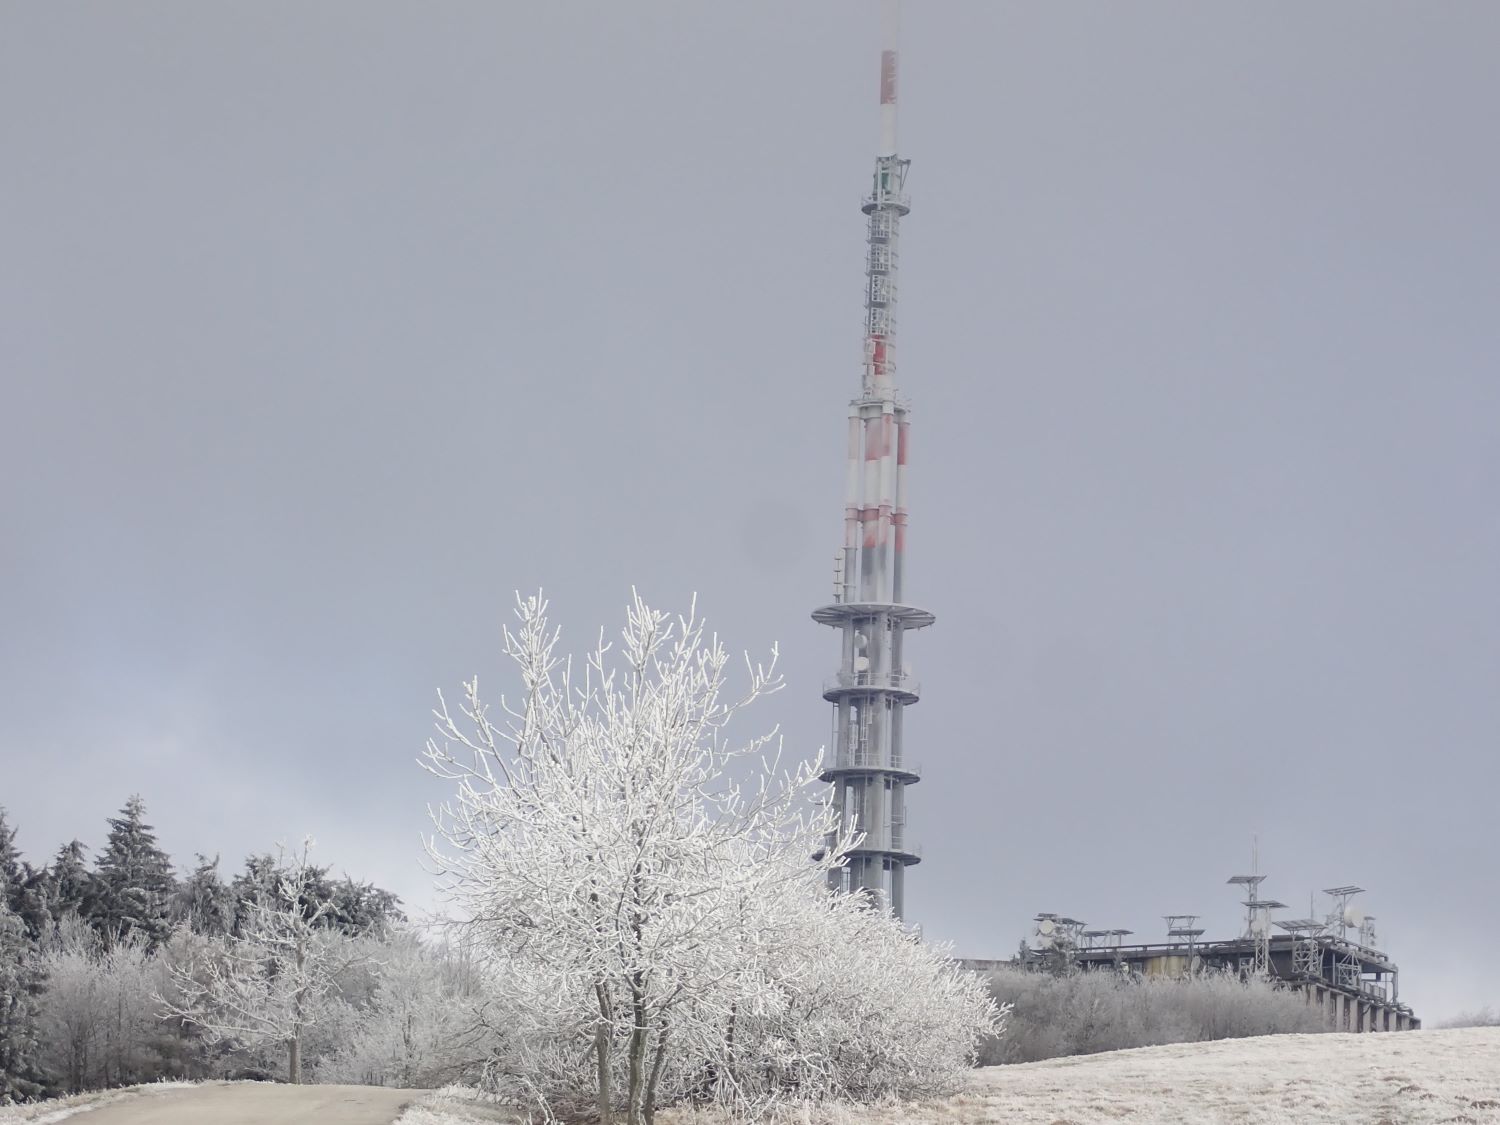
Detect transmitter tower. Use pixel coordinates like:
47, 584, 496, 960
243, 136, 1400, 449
815, 0, 931, 918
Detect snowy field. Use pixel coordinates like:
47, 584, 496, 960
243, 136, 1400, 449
394, 1028, 1500, 1124
6, 1030, 1497, 1124
656, 1028, 1500, 1125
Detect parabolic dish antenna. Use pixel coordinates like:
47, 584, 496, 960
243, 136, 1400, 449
1037, 918, 1056, 936
1344, 906, 1365, 927
853, 655, 871, 672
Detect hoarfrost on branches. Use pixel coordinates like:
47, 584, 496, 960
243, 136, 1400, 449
158, 841, 368, 1084
424, 592, 999, 1124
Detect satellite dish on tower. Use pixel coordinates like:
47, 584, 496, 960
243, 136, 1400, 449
1343, 905, 1365, 928
854, 655, 870, 672
1037, 919, 1056, 937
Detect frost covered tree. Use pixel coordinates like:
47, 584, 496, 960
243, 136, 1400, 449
326, 929, 491, 1088
425, 593, 998, 1123
34, 919, 104, 1094
48, 841, 96, 927
0, 811, 48, 941
95, 797, 176, 949
37, 923, 169, 1092
173, 854, 236, 937
0, 901, 46, 1103
0, 811, 22, 907
161, 841, 365, 1083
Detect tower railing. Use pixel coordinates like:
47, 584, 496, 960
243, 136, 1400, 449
822, 670, 920, 695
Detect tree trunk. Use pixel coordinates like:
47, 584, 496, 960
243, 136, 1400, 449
626, 990, 648, 1125
594, 982, 614, 1125
289, 1035, 301, 1085
642, 1020, 669, 1125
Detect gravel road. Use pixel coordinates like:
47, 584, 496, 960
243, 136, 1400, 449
72, 1083, 423, 1125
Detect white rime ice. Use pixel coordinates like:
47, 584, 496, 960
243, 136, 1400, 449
159, 841, 366, 1085
423, 592, 999, 1124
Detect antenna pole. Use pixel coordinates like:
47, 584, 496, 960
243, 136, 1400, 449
879, 0, 899, 156
814, 0, 929, 919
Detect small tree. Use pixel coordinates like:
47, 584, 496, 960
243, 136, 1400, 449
425, 593, 998, 1123
161, 841, 362, 1083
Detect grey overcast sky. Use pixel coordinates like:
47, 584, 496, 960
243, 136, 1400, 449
2, 2, 1497, 1021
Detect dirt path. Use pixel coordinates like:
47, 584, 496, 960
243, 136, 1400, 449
75, 1083, 423, 1125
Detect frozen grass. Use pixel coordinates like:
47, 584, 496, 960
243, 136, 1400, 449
653, 1028, 1500, 1124
0, 1081, 199, 1124
394, 1086, 525, 1125
351, 1028, 1500, 1124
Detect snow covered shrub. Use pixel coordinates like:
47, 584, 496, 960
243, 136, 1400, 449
1438, 1006, 1500, 1028
686, 890, 1003, 1107
425, 594, 999, 1124
35, 922, 185, 1093
979, 966, 1325, 1064
323, 929, 495, 1088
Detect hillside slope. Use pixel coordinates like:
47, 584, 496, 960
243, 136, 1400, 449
875, 1027, 1500, 1125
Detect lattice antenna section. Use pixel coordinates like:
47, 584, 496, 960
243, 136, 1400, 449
1276, 918, 1328, 979
1229, 872, 1283, 977
1323, 885, 1366, 942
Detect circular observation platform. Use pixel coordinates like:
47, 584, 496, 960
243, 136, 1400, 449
845, 841, 922, 866
821, 670, 921, 705
816, 762, 918, 786
811, 602, 936, 629
861, 194, 911, 216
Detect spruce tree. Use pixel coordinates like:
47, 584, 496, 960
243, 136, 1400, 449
0, 810, 22, 908
48, 840, 96, 925
174, 854, 235, 936
94, 796, 176, 948
0, 901, 46, 1103
0, 811, 50, 940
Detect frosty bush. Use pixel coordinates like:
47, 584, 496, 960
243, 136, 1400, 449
36, 922, 179, 1093
424, 594, 999, 1124
323, 930, 493, 1088
978, 966, 1326, 1065
1438, 1006, 1500, 1028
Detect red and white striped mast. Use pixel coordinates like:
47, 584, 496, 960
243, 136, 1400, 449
815, 0, 932, 919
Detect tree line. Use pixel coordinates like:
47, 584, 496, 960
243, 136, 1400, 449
977, 966, 1328, 1065
0, 798, 447, 1103
0, 797, 402, 951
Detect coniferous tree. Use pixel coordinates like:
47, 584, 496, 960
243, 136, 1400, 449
48, 841, 95, 926
0, 810, 22, 909
0, 901, 46, 1103
329, 878, 404, 936
173, 854, 235, 936
231, 854, 281, 936
94, 797, 176, 949
0, 811, 51, 940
